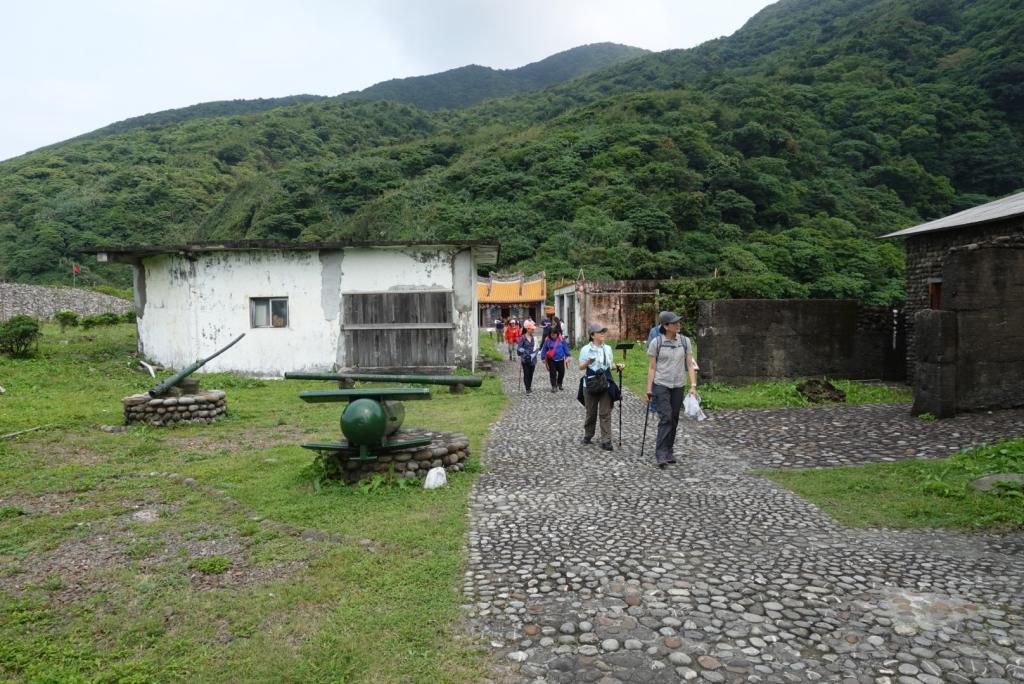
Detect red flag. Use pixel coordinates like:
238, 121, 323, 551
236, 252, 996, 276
73, 264, 80, 274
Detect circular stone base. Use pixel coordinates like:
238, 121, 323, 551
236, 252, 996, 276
325, 429, 470, 483
122, 390, 227, 427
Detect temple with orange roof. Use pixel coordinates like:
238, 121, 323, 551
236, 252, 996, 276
476, 272, 546, 326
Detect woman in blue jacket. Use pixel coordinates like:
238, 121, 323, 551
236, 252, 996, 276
516, 321, 538, 393
540, 329, 572, 392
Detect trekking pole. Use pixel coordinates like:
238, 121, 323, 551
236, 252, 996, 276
640, 397, 651, 460
517, 358, 522, 392
617, 367, 623, 448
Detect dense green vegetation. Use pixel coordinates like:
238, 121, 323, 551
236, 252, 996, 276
2, 0, 1022, 305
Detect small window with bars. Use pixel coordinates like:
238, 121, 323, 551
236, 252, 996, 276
251, 297, 288, 328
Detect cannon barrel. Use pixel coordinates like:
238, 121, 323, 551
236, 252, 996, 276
285, 372, 482, 388
148, 333, 246, 397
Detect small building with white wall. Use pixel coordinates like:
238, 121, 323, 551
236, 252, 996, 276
86, 240, 498, 376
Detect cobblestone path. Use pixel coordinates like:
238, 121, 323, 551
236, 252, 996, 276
463, 359, 1024, 683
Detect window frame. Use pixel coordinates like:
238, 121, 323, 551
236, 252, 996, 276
250, 296, 289, 329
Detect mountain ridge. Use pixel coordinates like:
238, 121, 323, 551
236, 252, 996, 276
2, 0, 1022, 304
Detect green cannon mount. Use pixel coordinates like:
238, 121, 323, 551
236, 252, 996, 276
298, 388, 433, 462
289, 372, 483, 465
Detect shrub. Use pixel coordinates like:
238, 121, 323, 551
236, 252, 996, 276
0, 315, 41, 357
54, 310, 80, 331
121, 310, 136, 323
81, 312, 123, 329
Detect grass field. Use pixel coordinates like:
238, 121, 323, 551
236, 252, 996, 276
761, 438, 1024, 530
0, 324, 506, 682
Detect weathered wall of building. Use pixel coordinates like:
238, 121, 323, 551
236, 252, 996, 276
696, 299, 905, 385
0, 283, 133, 321
135, 246, 474, 376
903, 218, 1023, 381
555, 280, 659, 346
138, 250, 336, 376
586, 280, 660, 343
914, 241, 1024, 416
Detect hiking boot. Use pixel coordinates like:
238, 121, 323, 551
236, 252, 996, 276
551, 386, 557, 393
580, 437, 592, 445
600, 442, 613, 451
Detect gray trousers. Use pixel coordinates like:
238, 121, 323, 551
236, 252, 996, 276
583, 390, 613, 444
652, 384, 685, 462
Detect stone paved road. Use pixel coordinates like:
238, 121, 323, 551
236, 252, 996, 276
462, 360, 1024, 683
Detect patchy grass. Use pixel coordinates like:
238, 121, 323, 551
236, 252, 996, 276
762, 438, 1024, 530
606, 339, 911, 409
0, 323, 506, 682
478, 329, 504, 363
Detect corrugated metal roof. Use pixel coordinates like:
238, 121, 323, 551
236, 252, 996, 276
881, 191, 1024, 238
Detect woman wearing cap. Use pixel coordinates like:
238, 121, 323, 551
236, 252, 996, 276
646, 311, 697, 468
579, 324, 624, 451
517, 321, 538, 393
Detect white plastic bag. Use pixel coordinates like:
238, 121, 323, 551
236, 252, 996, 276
423, 466, 448, 489
683, 393, 707, 421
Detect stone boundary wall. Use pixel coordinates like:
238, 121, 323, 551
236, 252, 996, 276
0, 283, 133, 322
696, 299, 905, 385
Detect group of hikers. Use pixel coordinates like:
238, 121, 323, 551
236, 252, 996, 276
497, 314, 573, 395
497, 310, 698, 469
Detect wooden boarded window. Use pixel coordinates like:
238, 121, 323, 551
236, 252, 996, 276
342, 291, 453, 368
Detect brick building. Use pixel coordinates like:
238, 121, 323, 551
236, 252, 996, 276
883, 192, 1024, 415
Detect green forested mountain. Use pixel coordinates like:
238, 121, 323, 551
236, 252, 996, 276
346, 43, 649, 110
2, 0, 1022, 306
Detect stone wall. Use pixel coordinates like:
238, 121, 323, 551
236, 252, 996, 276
696, 299, 905, 385
585, 280, 660, 343
903, 217, 1023, 381
123, 390, 227, 426
324, 429, 470, 483
0, 283, 134, 322
913, 238, 1024, 416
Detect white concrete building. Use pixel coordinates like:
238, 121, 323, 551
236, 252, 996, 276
88, 241, 498, 376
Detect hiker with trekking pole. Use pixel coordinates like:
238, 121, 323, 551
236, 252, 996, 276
576, 323, 624, 452
642, 311, 697, 469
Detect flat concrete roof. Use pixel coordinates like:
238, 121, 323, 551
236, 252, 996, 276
83, 239, 500, 266
882, 191, 1024, 238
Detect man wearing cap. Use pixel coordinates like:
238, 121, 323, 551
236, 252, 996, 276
646, 311, 698, 468
578, 323, 624, 451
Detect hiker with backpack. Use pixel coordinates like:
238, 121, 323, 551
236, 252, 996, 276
517, 321, 538, 393
578, 323, 624, 451
540, 327, 571, 392
645, 311, 697, 469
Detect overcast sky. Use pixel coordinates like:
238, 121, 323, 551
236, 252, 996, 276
0, 0, 773, 162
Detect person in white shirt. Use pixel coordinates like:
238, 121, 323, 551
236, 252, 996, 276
578, 323, 624, 451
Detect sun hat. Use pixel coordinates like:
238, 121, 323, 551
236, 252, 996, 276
658, 311, 681, 325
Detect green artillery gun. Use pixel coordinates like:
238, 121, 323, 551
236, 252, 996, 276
297, 387, 433, 462
149, 333, 246, 397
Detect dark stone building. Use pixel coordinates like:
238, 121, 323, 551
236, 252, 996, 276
883, 192, 1024, 416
